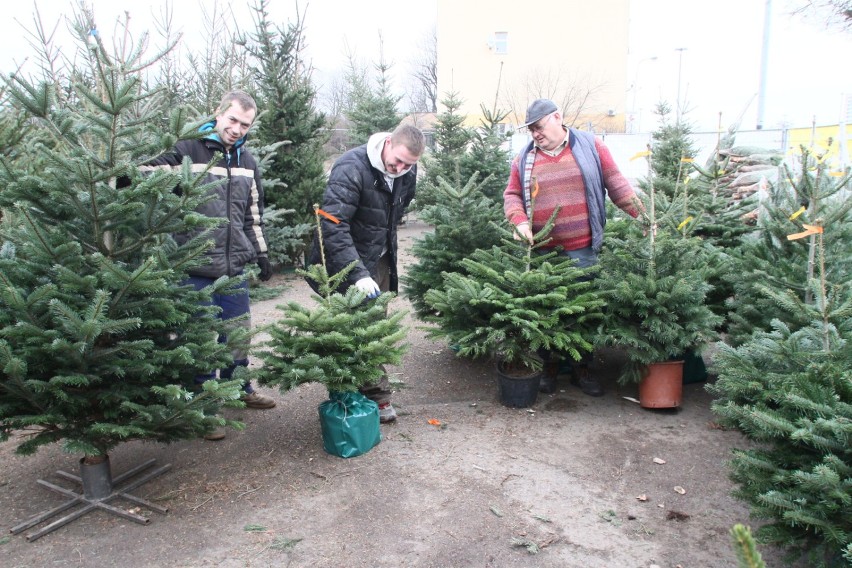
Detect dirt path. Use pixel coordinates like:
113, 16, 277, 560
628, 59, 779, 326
1, 218, 796, 567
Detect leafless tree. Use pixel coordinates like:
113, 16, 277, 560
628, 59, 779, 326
502, 67, 609, 130
789, 0, 852, 32
182, 0, 250, 112
406, 26, 437, 113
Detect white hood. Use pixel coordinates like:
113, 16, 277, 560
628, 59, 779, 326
367, 132, 411, 181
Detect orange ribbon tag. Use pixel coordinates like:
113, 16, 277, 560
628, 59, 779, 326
316, 208, 340, 224
787, 224, 823, 240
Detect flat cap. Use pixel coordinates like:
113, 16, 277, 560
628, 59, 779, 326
523, 98, 557, 127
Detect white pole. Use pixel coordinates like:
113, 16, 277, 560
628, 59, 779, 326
675, 48, 687, 125
756, 0, 772, 130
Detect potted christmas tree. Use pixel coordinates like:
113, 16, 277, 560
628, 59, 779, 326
424, 208, 605, 408
594, 154, 722, 408
0, 12, 244, 540
252, 207, 408, 458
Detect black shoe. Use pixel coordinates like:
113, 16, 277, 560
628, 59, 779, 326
539, 361, 558, 393
539, 374, 556, 393
571, 367, 604, 397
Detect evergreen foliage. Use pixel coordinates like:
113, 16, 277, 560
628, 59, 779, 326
241, 0, 328, 264
678, 129, 763, 331
423, 210, 605, 372
724, 148, 852, 346
594, 161, 723, 384
402, 172, 503, 318
457, 104, 512, 204
707, 225, 852, 566
0, 11, 245, 458
414, 91, 474, 210
731, 524, 768, 568
595, 227, 723, 383
644, 101, 697, 200
252, 208, 407, 394
680, 129, 762, 249
261, 205, 312, 268
346, 53, 401, 146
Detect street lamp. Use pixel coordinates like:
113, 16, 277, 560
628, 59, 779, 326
629, 55, 658, 134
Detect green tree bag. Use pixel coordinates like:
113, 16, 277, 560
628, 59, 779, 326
319, 392, 382, 458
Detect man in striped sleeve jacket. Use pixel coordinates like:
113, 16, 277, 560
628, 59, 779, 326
142, 91, 277, 436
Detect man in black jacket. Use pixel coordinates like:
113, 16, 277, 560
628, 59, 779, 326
307, 123, 425, 423
143, 91, 277, 438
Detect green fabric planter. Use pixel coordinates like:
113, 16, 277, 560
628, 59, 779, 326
319, 391, 381, 458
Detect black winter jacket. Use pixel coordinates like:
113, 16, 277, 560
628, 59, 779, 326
142, 124, 268, 278
308, 144, 416, 293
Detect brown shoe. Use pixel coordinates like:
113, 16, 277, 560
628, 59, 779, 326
241, 391, 276, 409
204, 429, 226, 441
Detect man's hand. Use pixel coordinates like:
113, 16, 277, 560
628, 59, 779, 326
257, 257, 273, 281
354, 277, 381, 299
513, 222, 534, 244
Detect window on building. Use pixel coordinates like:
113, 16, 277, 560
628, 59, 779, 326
493, 32, 508, 54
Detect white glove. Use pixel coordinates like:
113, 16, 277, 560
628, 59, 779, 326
354, 277, 381, 299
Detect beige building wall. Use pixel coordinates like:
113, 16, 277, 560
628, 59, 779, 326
436, 0, 630, 132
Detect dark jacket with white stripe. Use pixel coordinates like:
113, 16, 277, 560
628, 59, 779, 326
142, 123, 268, 278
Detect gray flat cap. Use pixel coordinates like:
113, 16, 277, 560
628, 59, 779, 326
523, 98, 557, 127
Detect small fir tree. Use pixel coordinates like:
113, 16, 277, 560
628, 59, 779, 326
346, 43, 401, 146
252, 207, 408, 394
0, 11, 244, 460
594, 156, 722, 384
424, 202, 605, 373
414, 90, 474, 210
677, 128, 764, 331
643, 101, 697, 200
402, 171, 503, 318
707, 221, 852, 567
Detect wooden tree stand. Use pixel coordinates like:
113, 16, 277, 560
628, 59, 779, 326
10, 455, 171, 542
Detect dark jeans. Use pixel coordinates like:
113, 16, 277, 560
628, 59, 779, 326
544, 246, 598, 367
187, 275, 254, 394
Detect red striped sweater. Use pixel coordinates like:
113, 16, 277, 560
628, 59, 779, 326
503, 137, 639, 251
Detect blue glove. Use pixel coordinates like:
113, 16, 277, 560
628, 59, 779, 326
354, 277, 381, 299
257, 257, 273, 281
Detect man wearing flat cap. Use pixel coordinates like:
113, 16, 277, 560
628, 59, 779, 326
503, 98, 640, 397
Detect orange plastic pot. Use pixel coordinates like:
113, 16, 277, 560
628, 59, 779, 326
638, 360, 684, 409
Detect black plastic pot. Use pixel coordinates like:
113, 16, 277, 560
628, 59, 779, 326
496, 360, 541, 408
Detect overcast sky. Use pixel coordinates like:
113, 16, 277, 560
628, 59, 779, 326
3, 0, 851, 132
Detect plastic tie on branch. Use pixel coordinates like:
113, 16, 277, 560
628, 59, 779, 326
787, 223, 823, 241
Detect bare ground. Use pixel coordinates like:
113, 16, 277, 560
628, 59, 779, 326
1, 217, 796, 568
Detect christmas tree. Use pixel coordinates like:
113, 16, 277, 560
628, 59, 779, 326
707, 218, 852, 566
424, 206, 605, 373
0, 12, 244, 462
724, 147, 852, 346
413, 91, 474, 210
242, 0, 328, 264
252, 207, 408, 394
594, 154, 722, 384
402, 172, 503, 319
